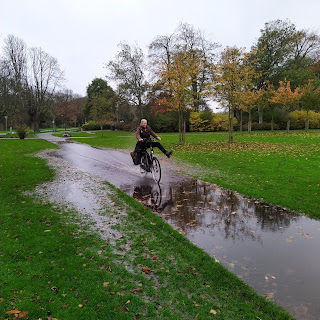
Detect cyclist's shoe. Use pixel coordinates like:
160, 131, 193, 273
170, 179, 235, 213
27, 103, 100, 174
166, 150, 173, 158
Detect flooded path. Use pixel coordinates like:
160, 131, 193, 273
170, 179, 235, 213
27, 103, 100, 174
39, 136, 320, 320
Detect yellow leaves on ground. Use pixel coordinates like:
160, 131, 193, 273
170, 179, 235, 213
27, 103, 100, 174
210, 309, 217, 315
174, 140, 317, 157
5, 310, 28, 318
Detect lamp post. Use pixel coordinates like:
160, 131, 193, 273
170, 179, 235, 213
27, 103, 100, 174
61, 115, 64, 130
4, 116, 8, 131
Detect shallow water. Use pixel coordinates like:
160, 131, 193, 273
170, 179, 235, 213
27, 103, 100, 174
43, 138, 320, 320
123, 179, 320, 320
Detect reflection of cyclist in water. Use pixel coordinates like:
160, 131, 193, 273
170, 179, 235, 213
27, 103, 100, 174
130, 119, 173, 165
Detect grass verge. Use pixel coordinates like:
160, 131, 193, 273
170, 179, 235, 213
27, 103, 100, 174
71, 130, 320, 219
0, 140, 292, 319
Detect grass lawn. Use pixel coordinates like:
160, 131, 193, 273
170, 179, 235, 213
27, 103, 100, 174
0, 139, 292, 319
71, 129, 320, 219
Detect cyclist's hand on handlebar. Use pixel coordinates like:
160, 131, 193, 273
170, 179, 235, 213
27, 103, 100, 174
157, 136, 161, 141
139, 138, 143, 141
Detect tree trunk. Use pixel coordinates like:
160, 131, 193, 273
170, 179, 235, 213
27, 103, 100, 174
228, 107, 233, 143
248, 109, 252, 134
33, 121, 40, 133
271, 112, 274, 131
286, 120, 290, 134
240, 109, 243, 133
179, 110, 182, 143
305, 110, 309, 133
100, 125, 103, 137
258, 106, 263, 124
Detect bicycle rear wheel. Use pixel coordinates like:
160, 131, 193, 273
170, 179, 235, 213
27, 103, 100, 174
140, 152, 148, 176
151, 157, 161, 183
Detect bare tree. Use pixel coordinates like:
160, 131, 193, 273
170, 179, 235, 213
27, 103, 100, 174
106, 43, 149, 121
0, 35, 64, 131
27, 47, 64, 131
0, 35, 28, 122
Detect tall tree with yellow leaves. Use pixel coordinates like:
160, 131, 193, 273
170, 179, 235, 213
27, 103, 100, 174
156, 48, 211, 142
215, 46, 256, 142
269, 80, 301, 133
240, 89, 263, 133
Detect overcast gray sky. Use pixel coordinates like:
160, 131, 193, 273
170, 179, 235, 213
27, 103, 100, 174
1, 0, 319, 96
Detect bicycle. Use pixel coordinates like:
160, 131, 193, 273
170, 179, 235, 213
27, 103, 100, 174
139, 138, 162, 183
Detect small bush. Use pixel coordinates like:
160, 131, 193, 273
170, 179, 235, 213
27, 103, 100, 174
209, 113, 238, 132
15, 125, 30, 139
114, 122, 134, 131
289, 110, 320, 129
82, 121, 114, 131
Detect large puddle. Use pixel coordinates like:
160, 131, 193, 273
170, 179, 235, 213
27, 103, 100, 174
122, 178, 320, 320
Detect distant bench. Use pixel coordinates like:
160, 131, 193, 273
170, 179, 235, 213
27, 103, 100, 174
62, 132, 72, 137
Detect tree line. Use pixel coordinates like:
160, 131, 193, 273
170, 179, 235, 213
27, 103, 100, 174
1, 19, 319, 141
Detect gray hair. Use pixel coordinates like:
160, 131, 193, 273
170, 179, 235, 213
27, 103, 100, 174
140, 119, 147, 124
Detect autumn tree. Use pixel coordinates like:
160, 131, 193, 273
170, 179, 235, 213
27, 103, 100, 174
215, 46, 256, 143
106, 43, 149, 121
54, 90, 85, 128
156, 47, 210, 142
149, 23, 219, 112
300, 79, 320, 131
251, 20, 320, 123
269, 80, 301, 133
239, 89, 263, 133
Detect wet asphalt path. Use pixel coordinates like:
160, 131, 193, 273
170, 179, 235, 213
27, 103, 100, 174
38, 134, 320, 320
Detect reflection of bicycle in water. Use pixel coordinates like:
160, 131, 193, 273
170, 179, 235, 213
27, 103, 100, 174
140, 138, 161, 183
133, 182, 162, 210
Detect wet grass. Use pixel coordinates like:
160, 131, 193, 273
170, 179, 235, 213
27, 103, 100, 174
72, 129, 320, 219
0, 139, 292, 319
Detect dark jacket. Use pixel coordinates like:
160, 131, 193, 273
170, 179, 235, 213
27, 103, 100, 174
136, 125, 158, 140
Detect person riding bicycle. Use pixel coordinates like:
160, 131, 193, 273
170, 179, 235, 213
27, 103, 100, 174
130, 119, 173, 165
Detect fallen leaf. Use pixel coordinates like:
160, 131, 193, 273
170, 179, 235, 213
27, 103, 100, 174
265, 292, 275, 300
210, 309, 217, 315
125, 300, 130, 305
103, 282, 109, 288
6, 310, 21, 315
142, 266, 152, 274
286, 236, 294, 243
130, 288, 143, 294
78, 304, 83, 308
152, 256, 158, 260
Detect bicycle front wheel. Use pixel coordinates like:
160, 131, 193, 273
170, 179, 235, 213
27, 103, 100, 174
151, 157, 161, 183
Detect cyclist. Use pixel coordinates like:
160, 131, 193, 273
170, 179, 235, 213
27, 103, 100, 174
130, 119, 173, 165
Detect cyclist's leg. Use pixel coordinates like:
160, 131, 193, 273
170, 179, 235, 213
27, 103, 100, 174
133, 141, 143, 165
151, 142, 173, 158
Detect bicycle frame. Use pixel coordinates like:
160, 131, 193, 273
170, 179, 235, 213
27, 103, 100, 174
139, 138, 161, 183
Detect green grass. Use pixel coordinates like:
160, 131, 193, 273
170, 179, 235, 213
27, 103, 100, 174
0, 140, 292, 319
72, 129, 320, 219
